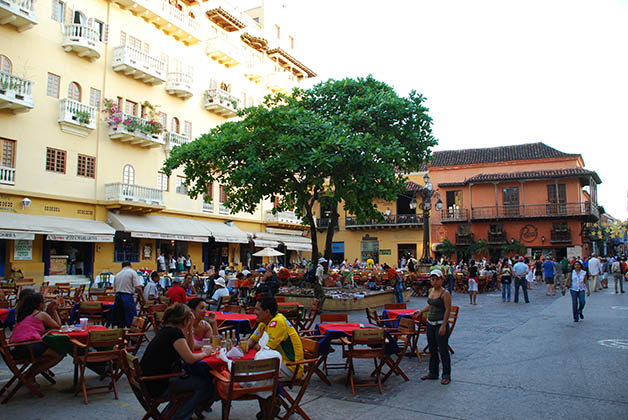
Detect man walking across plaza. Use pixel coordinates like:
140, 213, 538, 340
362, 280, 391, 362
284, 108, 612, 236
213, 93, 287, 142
513, 256, 530, 303
611, 258, 625, 294
542, 257, 556, 296
112, 261, 143, 328
314, 257, 327, 306
588, 254, 602, 292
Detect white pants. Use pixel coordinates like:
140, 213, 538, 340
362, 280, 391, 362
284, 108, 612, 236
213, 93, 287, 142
590, 275, 600, 291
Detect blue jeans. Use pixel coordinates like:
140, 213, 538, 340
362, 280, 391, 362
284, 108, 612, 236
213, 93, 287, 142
570, 289, 586, 321
394, 283, 404, 303
165, 374, 212, 420
501, 283, 511, 300
514, 277, 529, 303
426, 323, 450, 379
446, 275, 454, 293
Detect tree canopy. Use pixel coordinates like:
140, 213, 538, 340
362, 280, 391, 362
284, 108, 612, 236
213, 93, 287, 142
162, 75, 437, 259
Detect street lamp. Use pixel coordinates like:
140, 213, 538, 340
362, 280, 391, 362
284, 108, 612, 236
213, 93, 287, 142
416, 173, 443, 263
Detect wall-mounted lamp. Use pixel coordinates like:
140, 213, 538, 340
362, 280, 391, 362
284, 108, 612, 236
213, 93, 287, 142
21, 197, 31, 209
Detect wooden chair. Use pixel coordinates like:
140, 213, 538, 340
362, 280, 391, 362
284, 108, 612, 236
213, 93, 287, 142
124, 316, 150, 356
318, 313, 349, 376
380, 318, 412, 382
97, 295, 115, 302
277, 304, 301, 329
88, 287, 106, 301
70, 284, 86, 304
222, 304, 242, 314
420, 305, 459, 355
216, 295, 231, 312
78, 301, 108, 325
56, 283, 72, 298
210, 358, 280, 420
384, 303, 406, 310
147, 304, 168, 333
71, 329, 124, 404
279, 338, 327, 419
365, 307, 396, 328
342, 328, 386, 395
121, 351, 193, 420
299, 299, 321, 332
0, 329, 56, 403
158, 296, 171, 305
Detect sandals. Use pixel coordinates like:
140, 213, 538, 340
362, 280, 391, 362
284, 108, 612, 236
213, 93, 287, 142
441, 378, 451, 385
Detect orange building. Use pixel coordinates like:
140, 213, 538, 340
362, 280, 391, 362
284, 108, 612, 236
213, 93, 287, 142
428, 143, 601, 261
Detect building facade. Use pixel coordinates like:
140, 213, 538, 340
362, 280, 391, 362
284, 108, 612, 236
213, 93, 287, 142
429, 143, 601, 261
0, 0, 315, 282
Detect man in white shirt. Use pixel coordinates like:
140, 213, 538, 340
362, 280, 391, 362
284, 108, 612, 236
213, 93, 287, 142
314, 257, 327, 303
611, 258, 625, 294
112, 262, 143, 327
156, 252, 166, 272
208, 277, 230, 311
587, 254, 602, 292
512, 257, 530, 303
144, 271, 160, 302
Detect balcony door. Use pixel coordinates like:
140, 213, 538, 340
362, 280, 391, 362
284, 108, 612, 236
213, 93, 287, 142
547, 184, 567, 215
502, 187, 520, 216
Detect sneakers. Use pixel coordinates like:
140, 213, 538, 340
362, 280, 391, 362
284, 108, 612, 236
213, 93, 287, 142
579, 312, 584, 320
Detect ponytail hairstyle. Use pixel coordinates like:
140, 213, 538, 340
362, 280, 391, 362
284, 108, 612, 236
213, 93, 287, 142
17, 293, 44, 323
162, 303, 192, 326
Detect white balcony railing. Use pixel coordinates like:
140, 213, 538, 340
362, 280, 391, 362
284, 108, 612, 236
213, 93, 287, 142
0, 166, 15, 185
219, 203, 229, 214
62, 23, 103, 60
58, 98, 97, 136
0, 0, 37, 31
105, 183, 164, 206
243, 61, 265, 83
108, 112, 165, 148
165, 71, 193, 98
265, 210, 302, 225
203, 88, 240, 117
267, 71, 296, 94
110, 0, 200, 44
206, 37, 241, 67
165, 131, 190, 150
202, 201, 213, 213
112, 45, 167, 85
0, 70, 33, 112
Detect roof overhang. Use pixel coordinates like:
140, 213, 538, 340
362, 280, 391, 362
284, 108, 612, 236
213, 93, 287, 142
0, 213, 115, 242
206, 7, 246, 32
266, 47, 316, 78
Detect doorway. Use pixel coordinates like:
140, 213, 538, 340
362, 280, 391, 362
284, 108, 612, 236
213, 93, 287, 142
43, 239, 94, 276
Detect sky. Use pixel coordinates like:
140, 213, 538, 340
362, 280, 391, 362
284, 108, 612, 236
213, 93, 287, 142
281, 0, 628, 220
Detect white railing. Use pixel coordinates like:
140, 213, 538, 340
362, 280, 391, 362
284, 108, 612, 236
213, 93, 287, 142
105, 183, 164, 205
156, 0, 200, 32
167, 71, 193, 86
267, 71, 296, 91
206, 36, 241, 60
166, 131, 190, 148
219, 203, 229, 214
2, 0, 36, 15
59, 98, 97, 128
0, 166, 15, 185
204, 88, 240, 111
202, 201, 213, 212
265, 210, 302, 224
113, 44, 166, 75
63, 23, 100, 43
0, 70, 33, 100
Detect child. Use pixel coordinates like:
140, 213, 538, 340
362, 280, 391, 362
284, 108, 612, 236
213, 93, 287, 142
468, 260, 478, 305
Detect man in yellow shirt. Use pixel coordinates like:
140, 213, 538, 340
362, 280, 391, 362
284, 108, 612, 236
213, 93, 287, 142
366, 256, 375, 270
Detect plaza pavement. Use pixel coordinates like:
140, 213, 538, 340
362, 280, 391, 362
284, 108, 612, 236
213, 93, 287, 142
1, 284, 627, 419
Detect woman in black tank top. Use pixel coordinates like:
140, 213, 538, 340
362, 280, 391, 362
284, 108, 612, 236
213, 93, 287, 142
413, 269, 452, 385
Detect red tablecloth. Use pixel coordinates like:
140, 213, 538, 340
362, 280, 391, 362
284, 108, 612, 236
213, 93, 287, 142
0, 308, 10, 322
201, 349, 257, 371
277, 302, 303, 307
207, 311, 257, 329
385, 309, 418, 319
186, 295, 199, 302
318, 323, 380, 335
49, 325, 109, 343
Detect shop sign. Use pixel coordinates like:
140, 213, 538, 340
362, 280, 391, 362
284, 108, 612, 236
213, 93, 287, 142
131, 232, 209, 242
380, 249, 392, 255
0, 231, 35, 240
331, 242, 344, 253
47, 234, 113, 243
14, 240, 33, 260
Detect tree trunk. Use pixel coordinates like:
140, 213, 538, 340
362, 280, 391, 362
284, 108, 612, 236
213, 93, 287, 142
304, 204, 319, 262
323, 204, 339, 260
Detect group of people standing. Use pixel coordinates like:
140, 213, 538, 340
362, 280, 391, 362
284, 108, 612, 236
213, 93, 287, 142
156, 252, 193, 274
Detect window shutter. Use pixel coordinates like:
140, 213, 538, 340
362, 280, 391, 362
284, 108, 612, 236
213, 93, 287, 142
51, 0, 58, 20
64, 4, 73, 25
209, 78, 217, 89
144, 42, 150, 54
120, 31, 126, 46
184, 121, 192, 138
103, 24, 109, 42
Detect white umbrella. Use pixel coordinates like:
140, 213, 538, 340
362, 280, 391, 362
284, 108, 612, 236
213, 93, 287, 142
253, 247, 284, 257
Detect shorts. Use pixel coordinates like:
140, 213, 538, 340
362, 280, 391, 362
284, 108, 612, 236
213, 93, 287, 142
468, 278, 478, 292
545, 277, 554, 284
10, 341, 47, 360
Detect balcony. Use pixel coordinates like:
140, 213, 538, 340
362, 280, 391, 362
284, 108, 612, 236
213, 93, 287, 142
345, 213, 423, 230
550, 229, 572, 243
440, 208, 469, 223
61, 24, 103, 61
203, 88, 239, 117
470, 202, 600, 222
455, 232, 474, 246
0, 0, 37, 32
202, 200, 213, 213
243, 61, 265, 83
316, 217, 338, 231
204, 0, 245, 32
267, 71, 296, 94
165, 131, 191, 150
58, 99, 97, 137
110, 0, 201, 44
105, 183, 164, 211
112, 45, 167, 85
487, 231, 507, 245
218, 203, 229, 214
206, 37, 241, 67
0, 166, 15, 185
108, 113, 165, 148
0, 71, 33, 113
165, 72, 193, 98
265, 210, 305, 228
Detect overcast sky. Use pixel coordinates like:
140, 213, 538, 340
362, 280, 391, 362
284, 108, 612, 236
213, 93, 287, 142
285, 0, 628, 220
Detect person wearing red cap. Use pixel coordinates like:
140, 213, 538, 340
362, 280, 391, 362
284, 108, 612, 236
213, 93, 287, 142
389, 268, 404, 303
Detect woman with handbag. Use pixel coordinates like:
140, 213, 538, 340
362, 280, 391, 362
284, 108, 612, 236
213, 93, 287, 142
566, 260, 590, 322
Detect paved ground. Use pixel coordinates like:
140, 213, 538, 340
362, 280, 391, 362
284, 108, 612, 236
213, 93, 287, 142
2, 284, 628, 419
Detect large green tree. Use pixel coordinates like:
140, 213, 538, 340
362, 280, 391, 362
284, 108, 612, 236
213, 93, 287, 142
162, 76, 436, 260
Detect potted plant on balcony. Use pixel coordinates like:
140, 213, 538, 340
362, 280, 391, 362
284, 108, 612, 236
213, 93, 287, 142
0, 81, 7, 95
73, 110, 91, 125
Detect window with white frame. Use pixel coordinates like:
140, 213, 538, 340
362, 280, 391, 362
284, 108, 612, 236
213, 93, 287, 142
176, 176, 187, 194
51, 0, 65, 23
0, 55, 12, 73
89, 88, 101, 109
68, 82, 81, 102
47, 73, 60, 98
122, 164, 134, 184
157, 171, 169, 191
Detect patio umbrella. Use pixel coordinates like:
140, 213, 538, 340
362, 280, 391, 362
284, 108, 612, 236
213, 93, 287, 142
253, 247, 284, 257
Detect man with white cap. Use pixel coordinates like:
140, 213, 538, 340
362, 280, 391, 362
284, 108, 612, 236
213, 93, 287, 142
314, 257, 327, 304
208, 277, 230, 311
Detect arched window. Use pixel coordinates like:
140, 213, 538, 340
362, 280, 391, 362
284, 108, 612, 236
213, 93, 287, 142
171, 117, 180, 134
122, 164, 135, 184
73, 10, 86, 25
0, 55, 12, 74
68, 82, 81, 101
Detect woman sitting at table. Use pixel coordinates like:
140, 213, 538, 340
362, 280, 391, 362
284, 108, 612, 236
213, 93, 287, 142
140, 303, 212, 420
413, 269, 452, 385
9, 293, 63, 380
187, 298, 219, 350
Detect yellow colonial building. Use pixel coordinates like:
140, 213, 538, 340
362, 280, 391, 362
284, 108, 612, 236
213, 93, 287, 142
0, 0, 315, 283
315, 173, 428, 267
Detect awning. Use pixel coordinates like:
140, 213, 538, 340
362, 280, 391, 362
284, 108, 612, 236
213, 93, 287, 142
0, 213, 115, 242
254, 232, 312, 252
253, 239, 280, 248
285, 242, 312, 252
108, 213, 209, 242
198, 220, 249, 244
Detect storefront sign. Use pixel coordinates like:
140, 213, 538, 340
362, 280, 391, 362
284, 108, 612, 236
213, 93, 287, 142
47, 234, 113, 243
131, 231, 208, 242
380, 249, 392, 255
14, 240, 33, 260
0, 231, 35, 240
519, 224, 538, 243
331, 242, 344, 253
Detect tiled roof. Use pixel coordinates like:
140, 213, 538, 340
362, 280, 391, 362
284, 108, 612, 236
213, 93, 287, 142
428, 142, 580, 167
240, 32, 268, 52
405, 181, 423, 192
267, 47, 317, 78
437, 168, 601, 187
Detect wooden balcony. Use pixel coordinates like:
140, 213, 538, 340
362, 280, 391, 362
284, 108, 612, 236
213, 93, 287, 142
440, 208, 469, 223
470, 202, 600, 222
108, 113, 165, 148
206, 36, 241, 67
345, 214, 423, 230
266, 71, 296, 94
104, 182, 164, 211
265, 210, 305, 229
110, 0, 201, 44
204, 0, 245, 32
550, 229, 572, 243
487, 231, 507, 245
0, 70, 33, 112
0, 0, 37, 32
455, 232, 474, 246
165, 71, 193, 98
203, 88, 239, 117
164, 131, 191, 150
112, 45, 167, 85
61, 24, 103, 61
0, 166, 15, 185
58, 98, 97, 137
